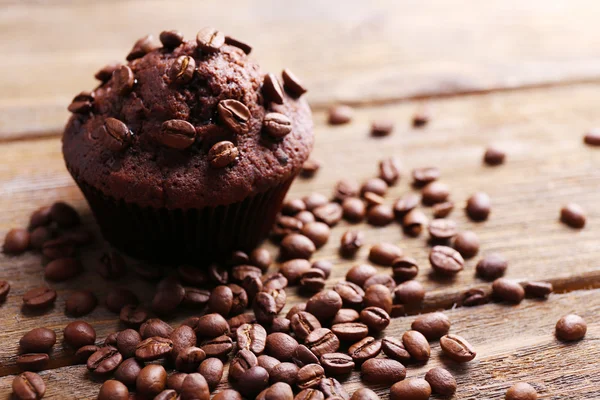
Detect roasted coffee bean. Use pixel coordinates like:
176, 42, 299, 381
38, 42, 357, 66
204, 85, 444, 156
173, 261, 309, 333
363, 192, 385, 208
44, 257, 81, 282
422, 182, 449, 206
290, 311, 321, 341
3, 228, 30, 254
201, 334, 233, 358
560, 203, 586, 228
154, 389, 178, 400
303, 193, 328, 211
292, 345, 320, 367
169, 55, 196, 85
97, 251, 127, 280
29, 227, 52, 250
20, 328, 56, 353
390, 379, 431, 400
425, 367, 456, 396
119, 304, 148, 326
104, 332, 119, 347
313, 203, 343, 226
332, 309, 360, 325
49, 202, 80, 227
295, 389, 325, 400
232, 265, 262, 283
476, 253, 508, 280
87, 346, 123, 374
135, 337, 173, 361
306, 290, 343, 322
299, 269, 327, 293
241, 276, 263, 302
208, 285, 234, 316
297, 364, 325, 389
159, 119, 196, 149
381, 336, 410, 362
412, 167, 439, 187
483, 146, 506, 165
371, 120, 394, 137
367, 204, 394, 226
175, 346, 206, 372
466, 192, 491, 221
219, 99, 251, 135
452, 230, 479, 259
282, 199, 307, 216
394, 280, 425, 306
361, 358, 406, 384
75, 345, 100, 364
159, 29, 184, 48
440, 334, 476, 362
207, 263, 229, 284
265, 332, 298, 361
280, 234, 316, 260
348, 336, 381, 363
126, 34, 157, 60
237, 323, 267, 354
42, 237, 75, 260
264, 287, 287, 313
393, 194, 420, 219
199, 357, 224, 390
311, 260, 332, 279
392, 257, 419, 282
114, 357, 143, 387
411, 312, 450, 340
98, 380, 129, 400
137, 364, 168, 398
344, 265, 375, 288
209, 141, 239, 168
179, 373, 210, 400
391, 304, 406, 318
153, 279, 185, 315
228, 313, 256, 334
402, 209, 428, 237
369, 243, 403, 266
264, 112, 292, 138
254, 292, 278, 324
103, 117, 132, 152
320, 352, 354, 376
331, 322, 369, 342
16, 353, 49, 372
63, 290, 97, 317
249, 247, 272, 271
432, 201, 454, 218
462, 288, 490, 306
64, 321, 96, 349
282, 68, 307, 97
360, 178, 388, 197
342, 198, 366, 222
178, 264, 209, 286
106, 288, 138, 313
351, 388, 380, 400
236, 366, 270, 397
328, 105, 353, 125
429, 245, 464, 276
524, 281, 553, 298
12, 371, 46, 400
332, 281, 364, 307
95, 62, 121, 83
379, 157, 401, 186
196, 27, 225, 52
402, 330, 430, 361
301, 222, 330, 249
261, 73, 285, 105
257, 354, 281, 373
505, 382, 538, 400
556, 314, 587, 341
29, 205, 52, 229
305, 328, 340, 357
269, 362, 299, 385
301, 159, 321, 178
140, 318, 173, 339
364, 284, 393, 313
428, 218, 457, 241
492, 278, 525, 304
363, 273, 396, 291
214, 389, 243, 400
225, 35, 252, 54
257, 382, 294, 400
262, 273, 289, 291
333, 179, 360, 202
170, 324, 197, 362
112, 64, 135, 95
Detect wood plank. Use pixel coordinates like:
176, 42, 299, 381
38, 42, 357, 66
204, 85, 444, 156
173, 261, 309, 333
1, 288, 598, 399
4, 0, 600, 139
0, 83, 600, 383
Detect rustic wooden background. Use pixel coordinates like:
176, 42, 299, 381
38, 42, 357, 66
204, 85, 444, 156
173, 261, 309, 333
1, 0, 599, 398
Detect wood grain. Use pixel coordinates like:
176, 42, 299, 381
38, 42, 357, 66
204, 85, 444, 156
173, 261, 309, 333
4, 0, 600, 139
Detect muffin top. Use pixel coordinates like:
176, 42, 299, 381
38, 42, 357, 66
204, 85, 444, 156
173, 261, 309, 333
63, 28, 313, 209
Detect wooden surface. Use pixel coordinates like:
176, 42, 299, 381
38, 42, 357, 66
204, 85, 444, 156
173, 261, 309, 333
1, 1, 600, 399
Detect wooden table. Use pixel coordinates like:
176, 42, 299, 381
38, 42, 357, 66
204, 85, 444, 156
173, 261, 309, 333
1, 1, 599, 398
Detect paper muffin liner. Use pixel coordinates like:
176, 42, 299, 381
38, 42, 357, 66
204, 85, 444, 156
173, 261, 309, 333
71, 169, 294, 264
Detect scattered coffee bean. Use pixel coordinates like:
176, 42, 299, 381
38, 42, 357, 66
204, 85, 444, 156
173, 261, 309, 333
313, 202, 343, 226
175, 346, 206, 372
303, 193, 328, 211
114, 358, 143, 386
305, 328, 340, 357
462, 288, 490, 306
196, 27, 225, 52
200, 334, 234, 358
265, 332, 298, 361
64, 290, 96, 316
75, 345, 100, 364
340, 230, 364, 258
402, 330, 430, 361
466, 192, 491, 221
97, 251, 127, 280
363, 273, 396, 291
363, 192, 385, 208
412, 167, 440, 187
524, 281, 553, 298
346, 264, 377, 287
371, 120, 394, 137
360, 307, 390, 333
348, 336, 381, 363
560, 203, 586, 228
364, 284, 393, 313
237, 323, 267, 354
49, 202, 80, 227
262, 73, 285, 105
140, 318, 174, 339
228, 313, 257, 333
153, 278, 185, 315
269, 362, 299, 385
235, 365, 270, 397
258, 382, 294, 400
328, 105, 353, 125
422, 181, 450, 205
306, 290, 343, 322
555, 314, 587, 341
119, 303, 148, 326
297, 364, 325, 390
320, 352, 355, 375
16, 353, 49, 372
225, 35, 252, 54
136, 364, 168, 398
264, 112, 293, 138
159, 29, 184, 49
361, 358, 406, 384
209, 141, 239, 168
12, 371, 46, 400
440, 334, 476, 362
391, 379, 431, 400
44, 257, 81, 282
104, 332, 118, 347
135, 336, 173, 361
301, 159, 321, 178
280, 259, 311, 286
428, 218, 458, 241
282, 68, 307, 97
332, 309, 360, 325
429, 245, 464, 276
170, 324, 197, 362
159, 119, 197, 149
432, 201, 454, 218
391, 256, 419, 282
369, 243, 403, 266
492, 278, 525, 304
411, 312, 450, 340
319, 377, 349, 399
425, 367, 457, 396
476, 253, 507, 280
379, 157, 401, 185
333, 179, 360, 202
98, 380, 129, 400
381, 336, 410, 362
87, 346, 123, 374
214, 389, 243, 400
505, 382, 538, 400
64, 321, 96, 349
367, 204, 394, 226
199, 357, 224, 390
333, 281, 365, 308
393, 194, 420, 219
282, 199, 306, 216
232, 265, 262, 283
332, 322, 369, 342
290, 311, 321, 341
361, 178, 388, 197
453, 230, 480, 258
20, 328, 56, 353
292, 345, 320, 367
29, 227, 52, 250
106, 288, 138, 313
3, 228, 30, 254
126, 34, 158, 60
299, 269, 327, 292
402, 209, 429, 236
102, 117, 132, 152
484, 146, 506, 166
254, 292, 278, 325
342, 197, 366, 222
249, 248, 272, 271
351, 388, 380, 400
301, 222, 331, 249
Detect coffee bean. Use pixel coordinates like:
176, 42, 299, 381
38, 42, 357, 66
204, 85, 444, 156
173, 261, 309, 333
12, 372, 45, 400
236, 366, 270, 397
254, 292, 278, 325
41, 238, 74, 262
333, 180, 360, 203
140, 318, 174, 339
282, 68, 307, 97
556, 314, 587, 341
20, 328, 56, 353
524, 281, 553, 298
379, 157, 401, 185
175, 346, 206, 372
492, 278, 525, 304
484, 146, 506, 166
225, 35, 252, 54
367, 204, 394, 226
103, 117, 132, 152
292, 345, 320, 367
265, 332, 298, 361
153, 279, 185, 315
49, 202, 80, 227
75, 345, 100, 364
209, 263, 230, 285
391, 379, 431, 400
169, 55, 196, 85
319, 377, 349, 399
158, 119, 196, 149
64, 321, 96, 349
462, 288, 490, 306
135, 336, 173, 361
45, 257, 82, 282
250, 248, 273, 271
178, 264, 209, 286
218, 99, 251, 134
363, 192, 384, 208
361, 358, 406, 384
394, 280, 425, 306
440, 334, 476, 362
228, 313, 256, 334
137, 364, 168, 398
402, 209, 428, 237
159, 30, 184, 49
282, 199, 306, 216
29, 206, 52, 230
214, 389, 243, 400
381, 336, 410, 362
29, 226, 52, 250
280, 233, 316, 260
296, 389, 325, 400
425, 367, 456, 396
561, 203, 586, 228
98, 380, 129, 400
422, 181, 449, 206
393, 195, 419, 220
361, 179, 387, 198
466, 192, 491, 221
126, 34, 157, 60
300, 194, 326, 212
412, 167, 439, 187
154, 389, 178, 400
342, 198, 366, 222
300, 222, 330, 249
272, 216, 303, 241
269, 362, 299, 385
333, 281, 364, 308
430, 202, 453, 219
402, 330, 430, 361
114, 357, 143, 386
585, 128, 600, 146
94, 62, 121, 83
428, 218, 457, 241
364, 284, 393, 313
170, 324, 197, 361
429, 245, 464, 276
207, 285, 233, 316
22, 286, 55, 309
196, 27, 225, 52
306, 290, 343, 322
237, 323, 267, 354
97, 251, 127, 280
257, 382, 294, 400
305, 328, 340, 357
299, 269, 327, 293
290, 311, 321, 341
88, 346, 123, 374
3, 228, 30, 254
391, 256, 419, 282
232, 265, 262, 283
297, 364, 325, 389
391, 304, 406, 318
344, 264, 376, 288
106, 288, 138, 313
328, 105, 353, 125
119, 303, 148, 326
262, 73, 285, 105
369, 243, 403, 266
331, 322, 369, 342
16, 353, 49, 372
301, 159, 321, 178
199, 357, 224, 390
351, 388, 380, 400
258, 354, 281, 373
226, 250, 250, 268
505, 382, 538, 400
451, 230, 479, 259
311, 260, 332, 279
363, 274, 396, 291
476, 253, 507, 280
313, 203, 343, 226
112, 65, 135, 95
264, 287, 287, 312
200, 334, 234, 358
209, 141, 239, 168
371, 120, 394, 137
349, 336, 381, 363
104, 332, 119, 347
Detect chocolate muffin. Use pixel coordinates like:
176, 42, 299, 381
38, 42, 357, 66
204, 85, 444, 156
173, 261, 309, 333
63, 28, 313, 263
